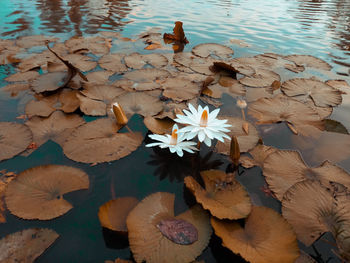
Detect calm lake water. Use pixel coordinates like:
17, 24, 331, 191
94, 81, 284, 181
0, 0, 350, 262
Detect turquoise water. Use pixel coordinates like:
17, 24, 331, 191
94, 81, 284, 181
0, 0, 350, 262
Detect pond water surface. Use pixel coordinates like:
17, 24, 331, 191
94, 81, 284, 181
0, 0, 350, 262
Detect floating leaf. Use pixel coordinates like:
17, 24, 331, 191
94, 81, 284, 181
124, 68, 170, 82
144, 116, 174, 135
127, 192, 211, 263
215, 117, 259, 153
240, 144, 277, 169
16, 35, 59, 48
98, 53, 128, 73
116, 92, 163, 118
0, 170, 17, 223
161, 77, 200, 102
282, 180, 341, 246
184, 170, 251, 219
284, 54, 332, 71
5, 165, 89, 220
5, 71, 40, 82
324, 119, 349, 134
98, 197, 139, 233
281, 78, 342, 107
65, 36, 110, 55
248, 94, 323, 136
192, 43, 233, 59
284, 63, 305, 73
239, 69, 280, 88
31, 72, 68, 93
0, 122, 32, 161
213, 61, 255, 77
0, 228, 59, 263
63, 118, 143, 164
263, 149, 350, 200
125, 52, 168, 69
211, 206, 299, 263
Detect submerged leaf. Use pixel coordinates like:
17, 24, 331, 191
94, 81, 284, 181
157, 218, 198, 245
0, 228, 59, 263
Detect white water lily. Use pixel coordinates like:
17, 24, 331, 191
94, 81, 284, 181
146, 124, 198, 157
174, 104, 231, 147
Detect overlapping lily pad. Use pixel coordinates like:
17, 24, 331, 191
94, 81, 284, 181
124, 52, 168, 69
215, 117, 259, 153
0, 122, 32, 161
63, 118, 143, 163
248, 94, 324, 136
281, 78, 342, 107
161, 76, 200, 101
127, 192, 211, 263
211, 206, 299, 263
124, 68, 170, 82
239, 69, 280, 88
184, 170, 251, 219
5, 165, 89, 220
284, 54, 332, 71
0, 228, 59, 262
192, 43, 233, 58
263, 149, 350, 200
98, 53, 128, 73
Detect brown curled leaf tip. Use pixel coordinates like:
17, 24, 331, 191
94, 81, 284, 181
157, 218, 198, 245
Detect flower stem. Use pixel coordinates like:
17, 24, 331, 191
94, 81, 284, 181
241, 108, 246, 121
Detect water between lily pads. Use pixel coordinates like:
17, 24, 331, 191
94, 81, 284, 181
0, 0, 350, 262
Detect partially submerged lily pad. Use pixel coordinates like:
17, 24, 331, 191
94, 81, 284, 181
31, 72, 68, 93
0, 228, 59, 263
5, 165, 89, 220
127, 192, 211, 263
184, 170, 251, 219
263, 150, 350, 200
211, 206, 299, 263
98, 197, 139, 233
248, 94, 324, 136
240, 144, 277, 169
116, 92, 163, 118
98, 53, 128, 73
25, 111, 85, 150
0, 122, 32, 161
5, 70, 40, 82
63, 118, 143, 164
124, 52, 168, 69
161, 77, 200, 101
144, 116, 174, 134
282, 180, 340, 246
281, 78, 342, 107
284, 54, 332, 71
239, 69, 280, 88
215, 117, 259, 153
192, 43, 234, 59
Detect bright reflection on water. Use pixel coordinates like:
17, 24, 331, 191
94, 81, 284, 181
0, 0, 350, 262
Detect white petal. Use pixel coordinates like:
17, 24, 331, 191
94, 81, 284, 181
176, 148, 184, 157
169, 147, 176, 153
188, 103, 197, 115
145, 142, 164, 148
208, 108, 220, 121
198, 130, 206, 142
203, 136, 212, 147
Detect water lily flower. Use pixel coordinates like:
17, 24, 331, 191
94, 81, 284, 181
146, 124, 198, 157
174, 104, 231, 147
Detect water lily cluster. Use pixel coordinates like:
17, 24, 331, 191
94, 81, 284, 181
146, 104, 231, 156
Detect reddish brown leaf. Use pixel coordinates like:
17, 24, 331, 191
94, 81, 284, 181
163, 21, 189, 44
157, 218, 198, 245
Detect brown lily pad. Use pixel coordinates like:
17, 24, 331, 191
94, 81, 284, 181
281, 78, 342, 107
115, 92, 163, 118
248, 94, 324, 136
282, 180, 340, 246
213, 61, 255, 77
124, 68, 170, 82
124, 52, 168, 69
284, 63, 305, 73
64, 54, 97, 72
85, 70, 114, 84
215, 117, 259, 153
184, 170, 251, 219
31, 72, 68, 93
16, 35, 59, 48
0, 122, 32, 162
5, 71, 40, 82
98, 197, 139, 233
240, 144, 277, 169
63, 118, 143, 164
98, 53, 128, 73
161, 77, 200, 102
127, 192, 211, 263
263, 149, 350, 200
5, 165, 89, 220
144, 116, 174, 134
25, 111, 85, 150
192, 43, 233, 59
0, 228, 59, 263
0, 170, 17, 223
211, 206, 299, 263
284, 54, 332, 71
239, 69, 280, 88
65, 36, 110, 55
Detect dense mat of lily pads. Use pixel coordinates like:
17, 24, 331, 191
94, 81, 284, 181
0, 22, 350, 262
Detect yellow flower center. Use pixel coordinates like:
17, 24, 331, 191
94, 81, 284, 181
200, 110, 208, 127
170, 128, 178, 145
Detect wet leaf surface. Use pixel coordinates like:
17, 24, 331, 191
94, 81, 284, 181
0, 228, 59, 263
157, 218, 198, 245
5, 165, 89, 220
